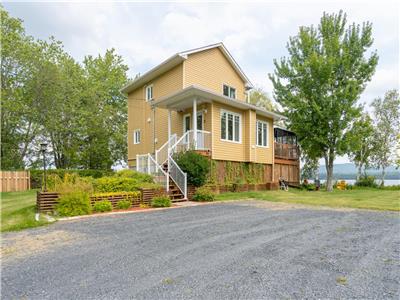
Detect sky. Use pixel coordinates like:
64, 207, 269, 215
4, 0, 399, 165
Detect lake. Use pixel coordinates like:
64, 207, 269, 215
308, 179, 400, 186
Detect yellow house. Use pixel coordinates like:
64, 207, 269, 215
121, 43, 299, 200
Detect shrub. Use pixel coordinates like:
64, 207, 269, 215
355, 176, 378, 188
193, 186, 215, 202
117, 200, 132, 209
93, 200, 113, 212
174, 151, 210, 187
55, 192, 92, 217
30, 169, 113, 188
91, 191, 141, 198
301, 183, 316, 191
48, 173, 94, 194
151, 196, 171, 208
94, 177, 139, 192
114, 169, 153, 182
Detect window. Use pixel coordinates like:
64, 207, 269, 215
221, 110, 241, 143
256, 120, 268, 147
133, 129, 141, 144
223, 84, 236, 99
145, 84, 153, 101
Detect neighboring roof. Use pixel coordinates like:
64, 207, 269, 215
120, 43, 253, 94
152, 85, 286, 121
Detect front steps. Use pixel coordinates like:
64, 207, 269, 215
161, 162, 186, 202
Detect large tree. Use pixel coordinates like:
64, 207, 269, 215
371, 89, 400, 185
345, 113, 375, 181
249, 87, 275, 111
269, 11, 378, 191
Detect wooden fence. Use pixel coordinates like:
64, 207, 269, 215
36, 187, 165, 213
0, 171, 31, 192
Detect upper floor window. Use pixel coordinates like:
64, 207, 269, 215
256, 120, 268, 147
221, 110, 241, 143
223, 84, 236, 99
133, 129, 141, 144
145, 84, 153, 101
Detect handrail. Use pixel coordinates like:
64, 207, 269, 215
168, 155, 187, 199
156, 134, 177, 165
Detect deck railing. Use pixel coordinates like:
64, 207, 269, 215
155, 134, 177, 166
274, 142, 300, 160
170, 130, 211, 155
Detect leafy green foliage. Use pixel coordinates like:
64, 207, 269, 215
248, 87, 276, 111
371, 90, 400, 185
1, 7, 129, 170
55, 192, 92, 216
30, 169, 114, 188
117, 200, 131, 209
344, 113, 376, 180
91, 191, 141, 198
269, 11, 378, 191
174, 151, 210, 187
93, 173, 157, 192
355, 176, 378, 188
113, 169, 153, 182
92, 200, 113, 212
193, 186, 215, 202
47, 173, 94, 194
151, 196, 171, 208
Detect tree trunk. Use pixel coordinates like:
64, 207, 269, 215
381, 167, 386, 187
356, 163, 362, 181
324, 151, 335, 192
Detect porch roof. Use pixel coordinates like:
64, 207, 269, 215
152, 85, 286, 121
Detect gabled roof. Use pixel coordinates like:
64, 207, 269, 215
121, 43, 253, 94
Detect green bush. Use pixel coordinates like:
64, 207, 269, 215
94, 177, 138, 192
355, 176, 378, 188
91, 191, 141, 198
174, 151, 210, 187
93, 200, 113, 212
193, 186, 215, 202
114, 169, 153, 182
55, 192, 92, 217
117, 200, 131, 209
47, 173, 94, 194
301, 183, 316, 191
151, 196, 171, 208
30, 169, 114, 189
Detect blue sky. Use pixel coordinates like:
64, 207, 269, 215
4, 0, 399, 164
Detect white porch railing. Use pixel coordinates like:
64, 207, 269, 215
136, 153, 169, 191
170, 130, 211, 155
155, 134, 177, 166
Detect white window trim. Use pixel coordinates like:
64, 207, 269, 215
222, 83, 236, 99
220, 109, 242, 144
256, 120, 269, 148
145, 84, 153, 101
133, 129, 141, 144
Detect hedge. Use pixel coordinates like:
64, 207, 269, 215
30, 169, 114, 189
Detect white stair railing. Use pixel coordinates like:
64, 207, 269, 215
168, 156, 187, 199
136, 153, 169, 191
155, 134, 177, 166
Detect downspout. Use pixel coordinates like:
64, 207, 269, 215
152, 104, 156, 155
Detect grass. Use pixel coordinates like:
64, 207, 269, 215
215, 188, 400, 211
1, 190, 50, 232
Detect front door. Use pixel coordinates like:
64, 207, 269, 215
183, 112, 204, 149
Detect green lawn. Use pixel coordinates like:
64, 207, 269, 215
215, 188, 400, 211
1, 190, 50, 232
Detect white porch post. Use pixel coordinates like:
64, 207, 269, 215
192, 98, 197, 149
166, 109, 171, 192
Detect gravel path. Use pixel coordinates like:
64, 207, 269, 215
2, 201, 399, 299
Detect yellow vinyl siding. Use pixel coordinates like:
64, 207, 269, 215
254, 115, 274, 164
211, 102, 247, 162
184, 48, 247, 101
127, 64, 183, 167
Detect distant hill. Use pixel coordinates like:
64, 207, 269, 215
318, 163, 399, 180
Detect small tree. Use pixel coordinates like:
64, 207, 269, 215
249, 87, 275, 111
269, 11, 378, 191
301, 155, 320, 181
345, 113, 375, 180
371, 89, 400, 186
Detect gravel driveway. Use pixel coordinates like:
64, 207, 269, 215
2, 201, 399, 299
